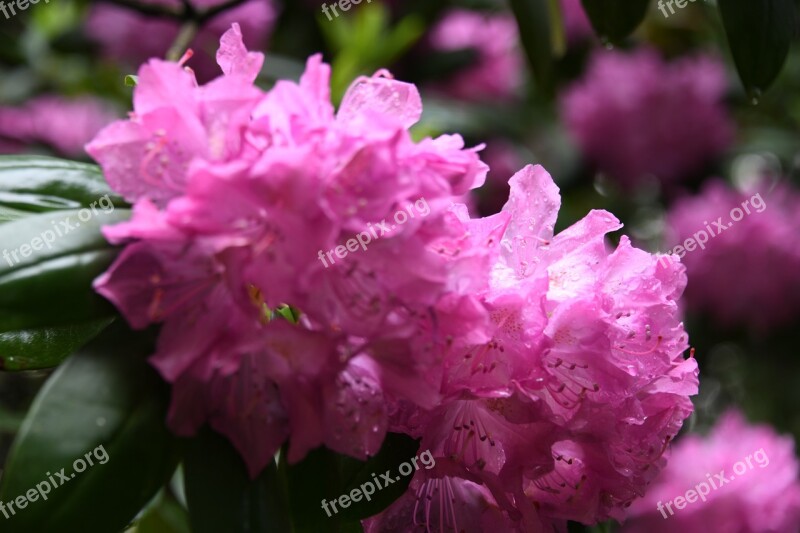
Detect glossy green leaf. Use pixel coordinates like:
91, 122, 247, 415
718, 0, 798, 95
0, 323, 178, 533
336, 434, 421, 522
136, 491, 191, 533
0, 318, 113, 371
0, 406, 24, 434
580, 0, 650, 43
183, 427, 291, 533
0, 156, 126, 215
0, 208, 131, 332
509, 0, 558, 97
284, 433, 420, 530
0, 205, 28, 223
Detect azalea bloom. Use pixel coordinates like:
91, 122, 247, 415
365, 166, 699, 531
428, 9, 524, 101
0, 96, 118, 157
88, 24, 490, 475
664, 179, 800, 331
89, 26, 698, 528
623, 410, 800, 533
560, 49, 734, 189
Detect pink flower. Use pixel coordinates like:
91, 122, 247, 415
89, 25, 491, 476
560, 49, 734, 188
561, 0, 593, 43
623, 410, 800, 533
363, 476, 520, 533
0, 96, 118, 157
86, 0, 278, 81
429, 9, 523, 101
368, 165, 699, 530
663, 179, 800, 331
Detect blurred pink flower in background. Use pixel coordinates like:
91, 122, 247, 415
561, 49, 735, 189
623, 410, 800, 533
664, 179, 800, 332
561, 0, 593, 43
86, 0, 277, 81
429, 9, 523, 101
0, 96, 119, 157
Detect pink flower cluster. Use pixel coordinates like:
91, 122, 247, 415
429, 9, 524, 101
427, 0, 590, 101
88, 26, 698, 529
0, 96, 118, 157
561, 50, 735, 189
88, 23, 489, 474
86, 0, 277, 81
623, 410, 800, 533
665, 179, 800, 331
366, 166, 699, 531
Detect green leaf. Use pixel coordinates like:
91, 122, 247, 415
580, 0, 650, 44
0, 318, 113, 371
284, 433, 420, 530
0, 205, 29, 224
274, 304, 300, 324
548, 0, 567, 58
509, 0, 557, 97
0, 208, 131, 332
321, 3, 423, 102
718, 0, 798, 96
0, 156, 126, 215
124, 75, 139, 87
0, 323, 179, 533
336, 435, 421, 522
183, 427, 291, 533
0, 406, 24, 434
136, 491, 191, 533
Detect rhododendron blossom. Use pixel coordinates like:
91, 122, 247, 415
623, 410, 800, 533
88, 24, 490, 475
429, 9, 523, 101
0, 96, 118, 157
664, 179, 800, 331
365, 166, 699, 531
88, 25, 698, 528
561, 50, 734, 189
